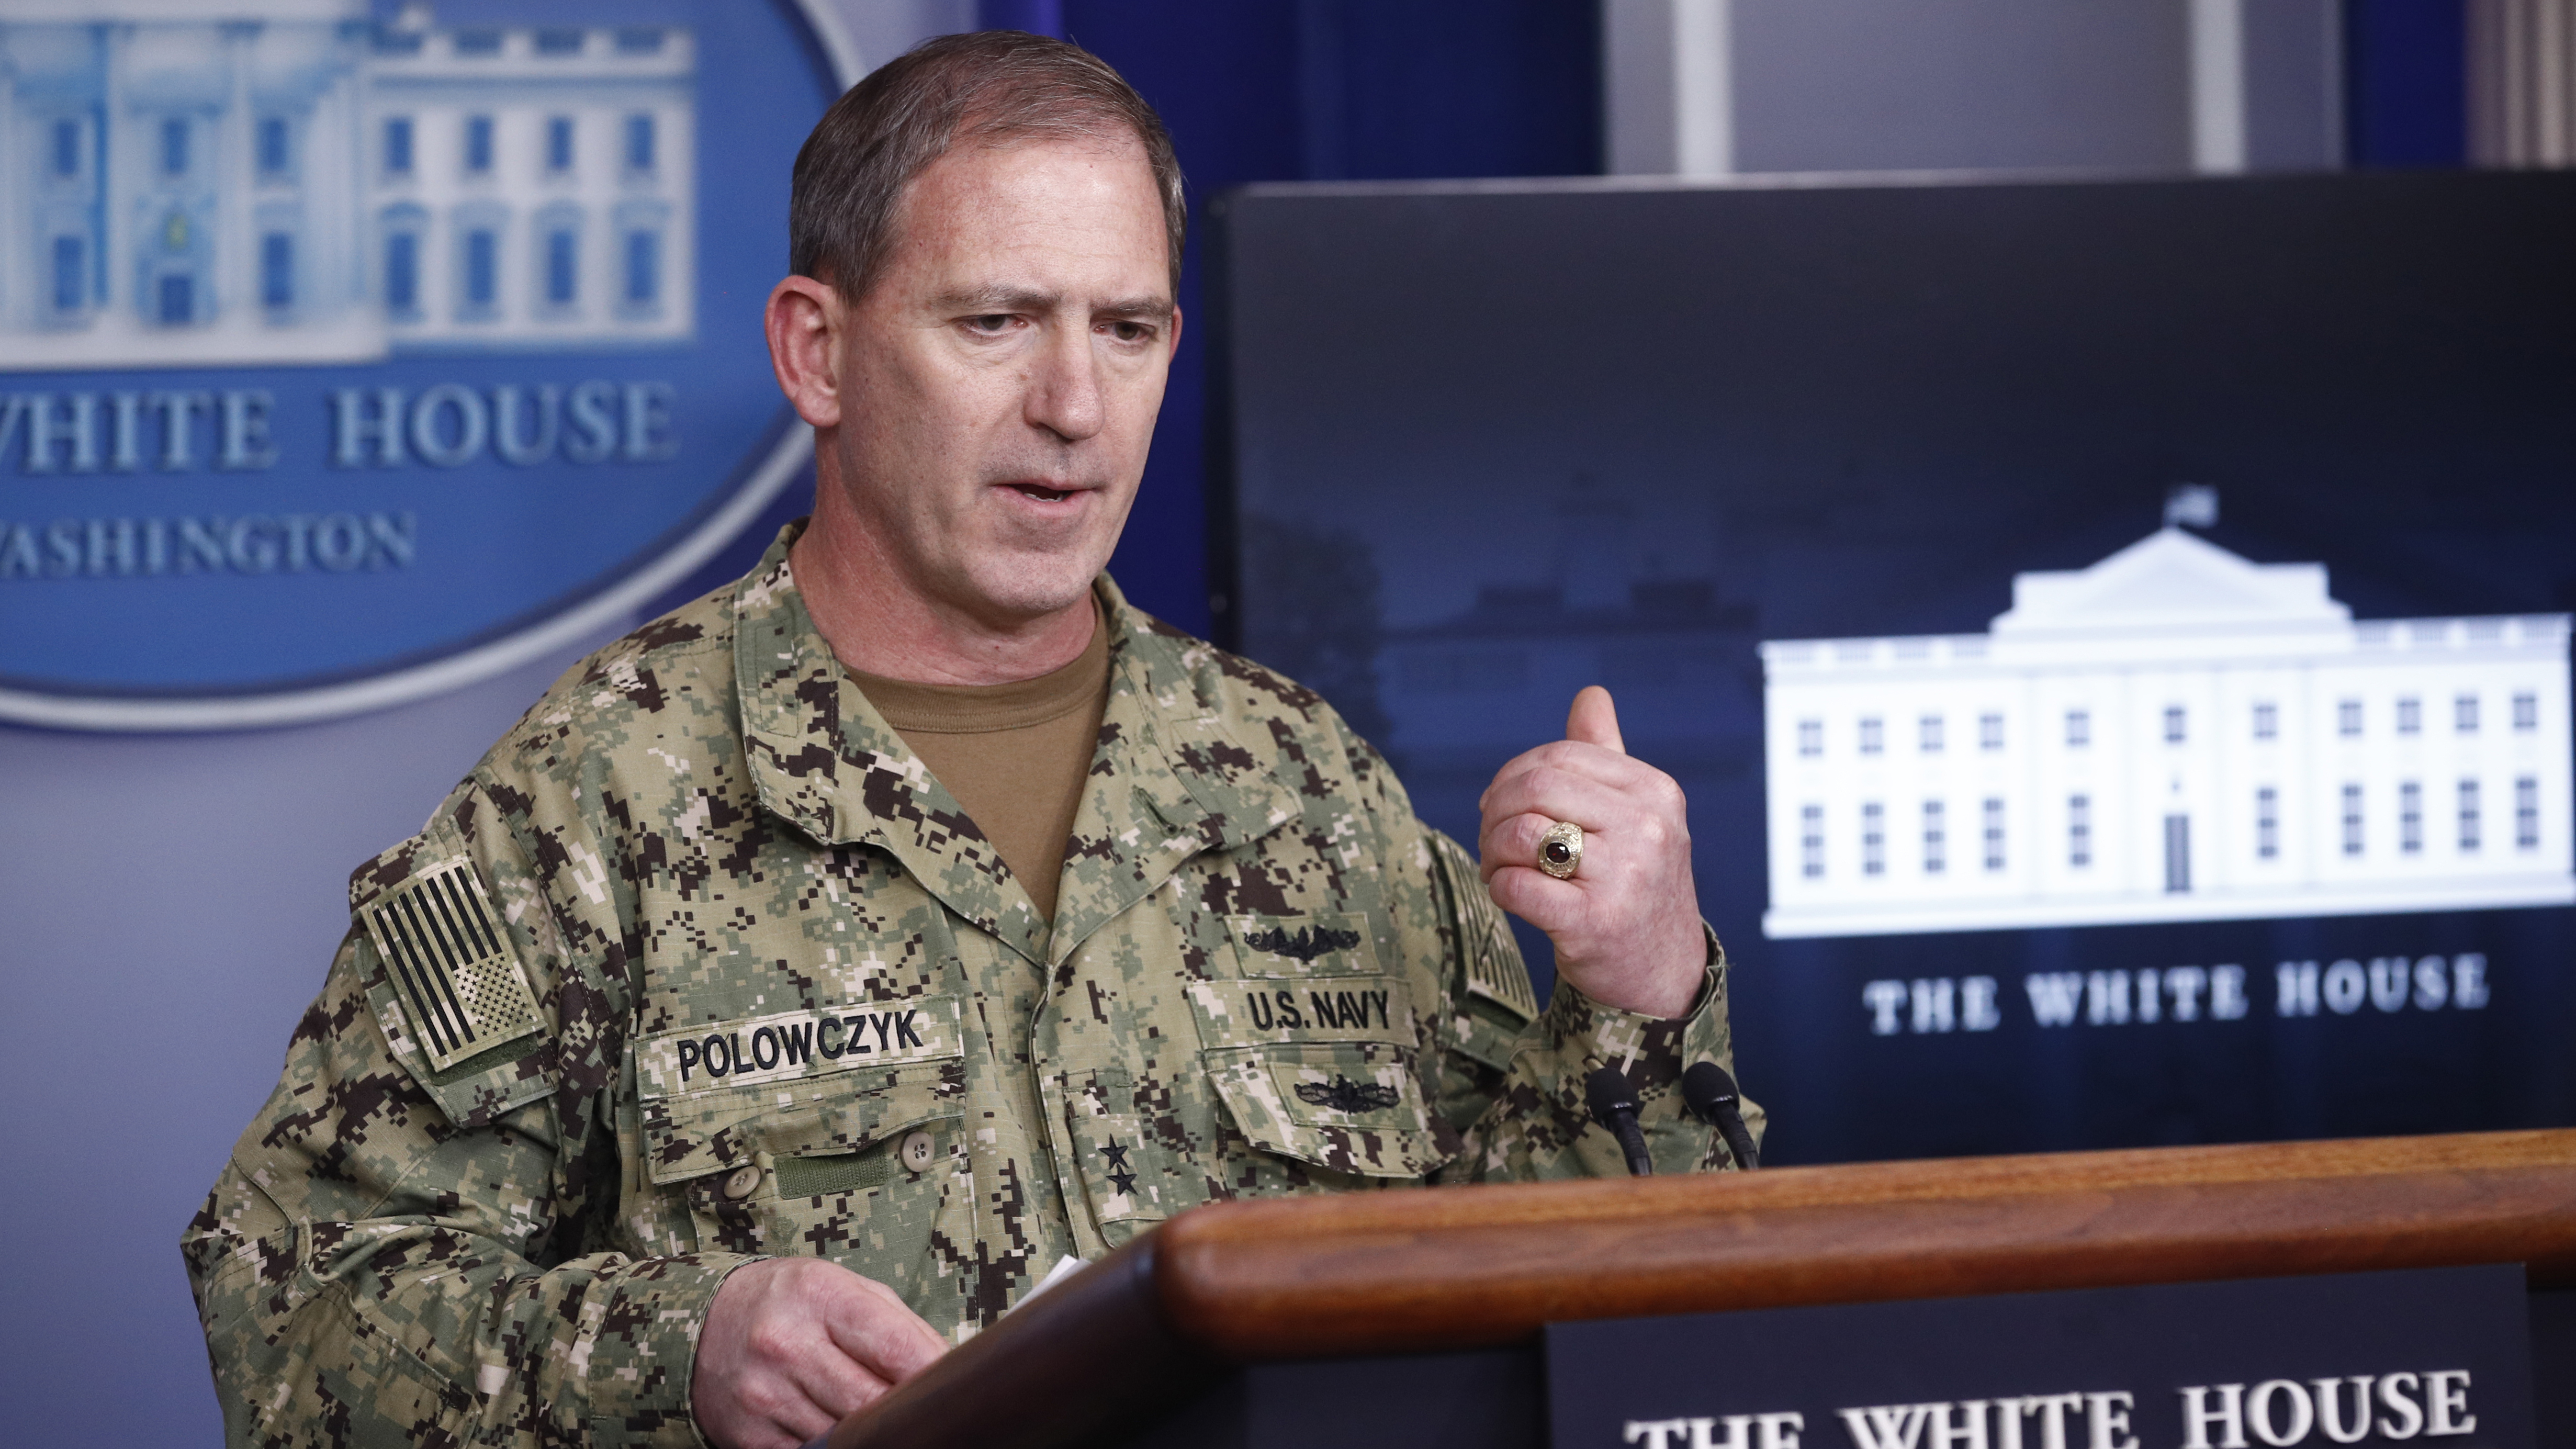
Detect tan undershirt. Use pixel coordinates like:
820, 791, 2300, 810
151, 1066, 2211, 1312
847, 603, 1111, 923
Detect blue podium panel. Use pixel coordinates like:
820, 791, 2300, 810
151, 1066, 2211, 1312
1118, 1272, 2548, 1449
0, 0, 852, 729
1213, 171, 2576, 1162
1130, 1347, 1546, 1449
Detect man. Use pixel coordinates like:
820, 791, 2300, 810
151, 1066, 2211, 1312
185, 31, 1755, 1449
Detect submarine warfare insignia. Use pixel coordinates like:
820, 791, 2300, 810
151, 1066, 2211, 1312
1243, 924, 1364, 963
1294, 1076, 1401, 1114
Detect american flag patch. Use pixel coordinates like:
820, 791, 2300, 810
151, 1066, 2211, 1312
360, 860, 542, 1073
1443, 837, 1539, 1021
1463, 908, 1540, 1021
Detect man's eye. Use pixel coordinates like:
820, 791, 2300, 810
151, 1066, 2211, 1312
1106, 321, 1152, 342
965, 314, 1013, 333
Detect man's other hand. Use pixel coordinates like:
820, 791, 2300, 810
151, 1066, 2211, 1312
693, 1257, 950, 1449
1477, 686, 1705, 1020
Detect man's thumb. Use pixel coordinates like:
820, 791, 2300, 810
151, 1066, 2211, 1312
1566, 686, 1625, 754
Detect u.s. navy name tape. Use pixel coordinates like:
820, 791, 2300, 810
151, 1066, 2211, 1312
637, 995, 962, 1097
1186, 976, 1415, 1050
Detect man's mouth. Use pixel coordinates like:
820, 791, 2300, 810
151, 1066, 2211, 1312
1008, 483, 1076, 503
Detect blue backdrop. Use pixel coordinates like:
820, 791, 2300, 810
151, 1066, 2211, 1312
676, 0, 1610, 638
0, 2, 2497, 1442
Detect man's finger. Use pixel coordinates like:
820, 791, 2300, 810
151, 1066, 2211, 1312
773, 1377, 870, 1447
1565, 686, 1624, 755
1479, 812, 1570, 884
786, 1356, 892, 1431
1479, 738, 1663, 812
1484, 860, 1584, 928
822, 1286, 948, 1386
1480, 769, 1633, 844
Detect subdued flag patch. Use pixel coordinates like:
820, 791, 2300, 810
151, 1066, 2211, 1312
1438, 834, 1540, 1021
359, 859, 543, 1073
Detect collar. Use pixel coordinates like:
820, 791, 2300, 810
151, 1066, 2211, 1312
735, 524, 1295, 968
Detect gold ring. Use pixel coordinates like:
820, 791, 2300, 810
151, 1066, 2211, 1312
1537, 821, 1583, 880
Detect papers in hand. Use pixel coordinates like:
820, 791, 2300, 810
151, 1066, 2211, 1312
1010, 1254, 1089, 1315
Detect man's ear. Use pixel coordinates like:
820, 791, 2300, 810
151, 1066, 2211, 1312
766, 275, 844, 428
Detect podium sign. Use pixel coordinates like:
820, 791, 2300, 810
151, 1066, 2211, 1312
817, 1135, 2576, 1449
1549, 1267, 2535, 1449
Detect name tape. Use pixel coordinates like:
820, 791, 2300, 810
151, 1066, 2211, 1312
638, 995, 959, 1098
1189, 975, 1415, 1049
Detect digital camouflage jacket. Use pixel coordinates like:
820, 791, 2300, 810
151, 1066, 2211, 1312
184, 525, 1754, 1448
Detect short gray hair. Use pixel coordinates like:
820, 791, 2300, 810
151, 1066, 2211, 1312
789, 30, 1186, 300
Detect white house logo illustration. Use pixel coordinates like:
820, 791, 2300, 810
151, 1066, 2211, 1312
1760, 527, 2574, 938
0, 0, 694, 370
0, 0, 834, 734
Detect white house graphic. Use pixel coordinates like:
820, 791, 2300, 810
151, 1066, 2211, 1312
0, 0, 694, 370
1760, 528, 2575, 938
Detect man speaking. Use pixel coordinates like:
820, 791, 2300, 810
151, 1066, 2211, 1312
185, 31, 1756, 1449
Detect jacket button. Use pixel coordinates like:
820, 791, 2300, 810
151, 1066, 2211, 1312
899, 1130, 937, 1174
722, 1164, 761, 1200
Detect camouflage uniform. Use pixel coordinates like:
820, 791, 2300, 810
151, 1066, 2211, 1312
184, 525, 1755, 1448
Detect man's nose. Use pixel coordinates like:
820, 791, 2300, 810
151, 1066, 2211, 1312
1023, 321, 1106, 442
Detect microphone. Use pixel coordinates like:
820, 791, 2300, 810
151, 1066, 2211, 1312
1683, 1061, 1760, 1171
1584, 1066, 1655, 1177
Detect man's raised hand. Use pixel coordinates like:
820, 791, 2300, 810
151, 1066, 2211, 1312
1476, 686, 1705, 1019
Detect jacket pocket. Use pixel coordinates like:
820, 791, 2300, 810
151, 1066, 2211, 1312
1186, 972, 1456, 1181
1063, 1065, 1186, 1250
1203, 1040, 1456, 1180
635, 1013, 973, 1316
632, 996, 965, 1196
639, 1060, 962, 1189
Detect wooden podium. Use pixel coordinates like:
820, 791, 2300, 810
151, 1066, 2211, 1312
826, 1129, 2576, 1449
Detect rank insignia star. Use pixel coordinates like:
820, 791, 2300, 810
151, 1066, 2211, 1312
1099, 1140, 1137, 1195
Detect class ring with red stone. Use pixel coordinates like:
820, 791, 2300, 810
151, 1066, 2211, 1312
1537, 820, 1583, 880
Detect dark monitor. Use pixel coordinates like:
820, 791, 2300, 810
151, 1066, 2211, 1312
1212, 169, 2576, 1163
